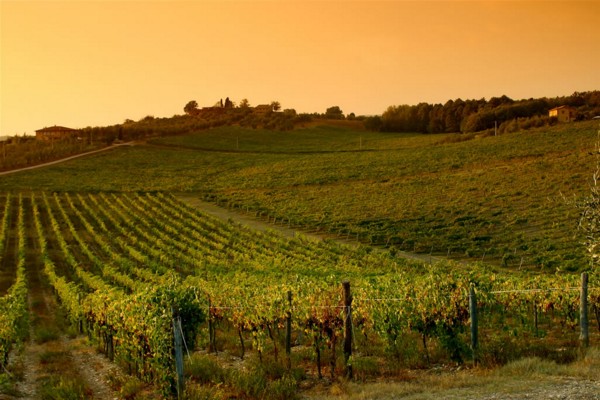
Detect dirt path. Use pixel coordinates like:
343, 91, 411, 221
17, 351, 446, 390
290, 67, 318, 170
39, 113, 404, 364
9, 199, 121, 400
0, 142, 136, 177
14, 287, 120, 399
470, 377, 600, 400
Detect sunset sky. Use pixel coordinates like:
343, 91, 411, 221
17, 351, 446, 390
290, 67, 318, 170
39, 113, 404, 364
1, 1, 599, 135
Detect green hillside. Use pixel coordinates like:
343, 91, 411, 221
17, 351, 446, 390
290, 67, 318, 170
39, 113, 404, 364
2, 120, 598, 270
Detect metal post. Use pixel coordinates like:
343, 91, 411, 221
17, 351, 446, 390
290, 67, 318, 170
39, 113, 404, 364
286, 290, 292, 370
469, 285, 478, 365
172, 308, 184, 398
343, 281, 353, 379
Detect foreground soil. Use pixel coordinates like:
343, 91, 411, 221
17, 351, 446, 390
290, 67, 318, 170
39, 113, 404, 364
301, 374, 600, 400
3, 221, 121, 400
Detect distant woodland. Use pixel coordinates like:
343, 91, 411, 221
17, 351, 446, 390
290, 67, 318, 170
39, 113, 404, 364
78, 90, 600, 141
371, 90, 600, 134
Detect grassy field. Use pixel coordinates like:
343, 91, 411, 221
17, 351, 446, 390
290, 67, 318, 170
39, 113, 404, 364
1, 120, 597, 271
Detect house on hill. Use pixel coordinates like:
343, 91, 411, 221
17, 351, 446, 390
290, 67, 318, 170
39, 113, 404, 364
35, 126, 79, 141
548, 106, 577, 123
253, 104, 273, 115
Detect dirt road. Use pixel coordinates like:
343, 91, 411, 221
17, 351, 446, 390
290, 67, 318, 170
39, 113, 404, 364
0, 142, 135, 177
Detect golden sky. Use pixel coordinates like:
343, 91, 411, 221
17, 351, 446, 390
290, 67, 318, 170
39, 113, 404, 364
1, 1, 599, 135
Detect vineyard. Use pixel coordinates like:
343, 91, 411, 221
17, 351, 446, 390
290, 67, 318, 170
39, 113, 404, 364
0, 191, 599, 397
1, 121, 597, 273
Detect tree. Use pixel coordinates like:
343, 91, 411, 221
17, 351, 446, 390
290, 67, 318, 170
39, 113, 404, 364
325, 106, 344, 119
364, 116, 382, 131
184, 100, 198, 115
271, 101, 281, 111
239, 98, 251, 108
488, 95, 514, 109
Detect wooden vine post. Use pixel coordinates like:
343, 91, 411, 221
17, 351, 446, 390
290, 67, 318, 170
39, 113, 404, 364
107, 331, 114, 362
580, 272, 589, 349
208, 297, 216, 353
342, 281, 353, 379
533, 301, 539, 337
286, 290, 292, 370
77, 293, 83, 334
469, 285, 478, 365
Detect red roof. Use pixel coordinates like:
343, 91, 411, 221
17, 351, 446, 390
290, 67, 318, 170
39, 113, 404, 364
35, 125, 78, 133
549, 105, 576, 112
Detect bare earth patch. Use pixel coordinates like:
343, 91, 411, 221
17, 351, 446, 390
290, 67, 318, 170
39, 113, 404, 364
8, 241, 121, 400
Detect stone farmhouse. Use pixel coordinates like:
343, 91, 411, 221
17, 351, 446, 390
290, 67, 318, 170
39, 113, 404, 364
35, 125, 79, 141
548, 106, 577, 123
253, 104, 273, 115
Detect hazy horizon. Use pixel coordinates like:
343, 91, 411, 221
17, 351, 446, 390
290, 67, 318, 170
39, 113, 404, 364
2, 1, 599, 135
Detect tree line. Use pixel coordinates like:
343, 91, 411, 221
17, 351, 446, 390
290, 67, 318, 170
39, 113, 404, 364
73, 91, 600, 147
365, 91, 600, 134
